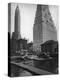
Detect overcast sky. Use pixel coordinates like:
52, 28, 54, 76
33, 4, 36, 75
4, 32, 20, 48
10, 3, 58, 42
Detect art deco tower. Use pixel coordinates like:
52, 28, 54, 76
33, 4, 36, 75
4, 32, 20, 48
11, 6, 21, 53
13, 6, 21, 39
33, 5, 57, 51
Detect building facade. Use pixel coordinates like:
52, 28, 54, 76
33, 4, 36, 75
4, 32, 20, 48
11, 6, 21, 54
13, 6, 21, 40
33, 5, 57, 51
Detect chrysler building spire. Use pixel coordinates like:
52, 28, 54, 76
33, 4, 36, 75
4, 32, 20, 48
14, 5, 21, 39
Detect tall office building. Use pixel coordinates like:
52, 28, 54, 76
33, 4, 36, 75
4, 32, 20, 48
11, 6, 21, 53
12, 6, 21, 40
33, 5, 57, 51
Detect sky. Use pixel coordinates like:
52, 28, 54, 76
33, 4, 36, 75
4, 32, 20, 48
10, 3, 58, 42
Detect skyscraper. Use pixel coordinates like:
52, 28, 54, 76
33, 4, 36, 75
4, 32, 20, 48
12, 6, 21, 40
11, 6, 21, 53
33, 5, 57, 51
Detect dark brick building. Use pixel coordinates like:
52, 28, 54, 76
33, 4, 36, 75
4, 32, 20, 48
41, 40, 58, 54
